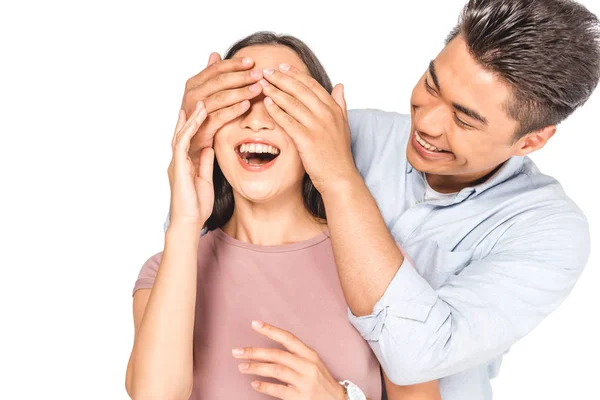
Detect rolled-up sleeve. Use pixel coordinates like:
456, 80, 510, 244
350, 259, 443, 340
348, 211, 590, 385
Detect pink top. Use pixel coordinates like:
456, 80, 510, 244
133, 228, 382, 399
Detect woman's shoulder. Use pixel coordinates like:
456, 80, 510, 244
132, 231, 218, 295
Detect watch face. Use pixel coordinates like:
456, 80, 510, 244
344, 381, 367, 400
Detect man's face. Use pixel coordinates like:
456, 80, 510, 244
407, 36, 526, 191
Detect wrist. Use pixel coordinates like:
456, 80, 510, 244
165, 221, 204, 241
319, 170, 364, 200
337, 383, 348, 400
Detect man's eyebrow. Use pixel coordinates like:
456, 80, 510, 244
428, 60, 440, 91
429, 60, 489, 126
452, 103, 488, 125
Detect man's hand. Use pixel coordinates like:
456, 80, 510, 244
233, 321, 347, 400
181, 53, 265, 160
258, 63, 359, 196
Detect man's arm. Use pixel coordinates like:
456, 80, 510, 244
323, 186, 590, 384
322, 172, 404, 316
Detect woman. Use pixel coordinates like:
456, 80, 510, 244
125, 32, 440, 400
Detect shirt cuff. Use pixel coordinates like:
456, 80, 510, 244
348, 257, 439, 341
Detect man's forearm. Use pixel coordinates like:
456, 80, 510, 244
322, 172, 403, 316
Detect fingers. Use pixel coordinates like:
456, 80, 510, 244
196, 147, 214, 184
238, 361, 301, 386
250, 380, 296, 399
232, 346, 309, 372
202, 99, 251, 137
187, 99, 251, 160
263, 97, 309, 145
262, 67, 326, 114
260, 79, 314, 128
173, 101, 207, 155
171, 109, 187, 149
331, 83, 348, 119
202, 80, 262, 114
250, 321, 320, 363
277, 63, 334, 106
185, 56, 256, 95
207, 52, 221, 67
182, 66, 263, 117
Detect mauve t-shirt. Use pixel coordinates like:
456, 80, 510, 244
133, 228, 382, 399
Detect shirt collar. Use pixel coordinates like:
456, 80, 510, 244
407, 156, 525, 205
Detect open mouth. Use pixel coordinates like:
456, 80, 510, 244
236, 142, 280, 166
414, 131, 450, 153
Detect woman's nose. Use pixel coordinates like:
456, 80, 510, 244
240, 98, 276, 132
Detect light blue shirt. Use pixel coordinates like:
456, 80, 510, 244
163, 109, 590, 399
346, 109, 590, 399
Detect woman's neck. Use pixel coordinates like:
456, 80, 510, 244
221, 191, 326, 246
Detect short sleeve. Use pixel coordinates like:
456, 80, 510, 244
132, 252, 163, 296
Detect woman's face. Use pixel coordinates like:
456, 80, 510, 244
214, 45, 310, 204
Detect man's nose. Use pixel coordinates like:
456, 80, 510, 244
417, 102, 447, 137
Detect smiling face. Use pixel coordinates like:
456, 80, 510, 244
407, 36, 548, 191
213, 45, 310, 204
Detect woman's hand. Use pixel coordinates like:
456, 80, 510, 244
232, 321, 347, 400
167, 101, 214, 227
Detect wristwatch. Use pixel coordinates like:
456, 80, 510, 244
339, 380, 369, 400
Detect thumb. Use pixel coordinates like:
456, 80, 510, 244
196, 147, 215, 185
207, 52, 222, 67
331, 83, 348, 118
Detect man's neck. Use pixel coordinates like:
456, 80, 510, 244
425, 163, 505, 194
221, 191, 325, 246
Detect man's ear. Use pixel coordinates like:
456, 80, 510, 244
515, 125, 557, 156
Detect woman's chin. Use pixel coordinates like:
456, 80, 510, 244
236, 184, 281, 204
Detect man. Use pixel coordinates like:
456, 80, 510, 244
170, 0, 600, 398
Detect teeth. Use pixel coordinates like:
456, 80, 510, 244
415, 131, 445, 152
238, 143, 280, 155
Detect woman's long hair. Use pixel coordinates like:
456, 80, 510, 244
204, 32, 332, 231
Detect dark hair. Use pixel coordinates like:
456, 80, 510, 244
446, 0, 600, 139
204, 32, 331, 231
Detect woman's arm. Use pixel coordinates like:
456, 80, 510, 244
125, 223, 202, 400
384, 372, 441, 400
125, 101, 214, 400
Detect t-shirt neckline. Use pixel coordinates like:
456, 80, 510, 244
211, 227, 329, 253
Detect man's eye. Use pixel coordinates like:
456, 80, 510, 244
424, 78, 437, 96
454, 113, 473, 129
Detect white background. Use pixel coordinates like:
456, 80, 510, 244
1, 0, 598, 398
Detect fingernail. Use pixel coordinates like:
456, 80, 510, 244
263, 68, 275, 77
241, 100, 250, 109
232, 348, 244, 356
252, 320, 264, 329
264, 97, 273, 106
249, 82, 261, 92
250, 69, 262, 79
251, 381, 260, 389
238, 363, 249, 371
259, 79, 269, 88
279, 63, 290, 72
242, 57, 253, 65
